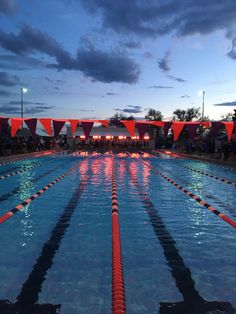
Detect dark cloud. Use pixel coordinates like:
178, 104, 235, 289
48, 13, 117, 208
0, 72, 21, 86
148, 85, 173, 89
180, 94, 190, 98
227, 36, 236, 60
0, 104, 53, 115
0, 25, 140, 84
167, 75, 186, 82
0, 54, 46, 70
114, 106, 143, 113
80, 0, 236, 38
127, 105, 142, 110
214, 101, 236, 106
121, 40, 141, 49
106, 92, 118, 95
73, 47, 140, 83
0, 90, 11, 96
0, 0, 16, 15
158, 51, 170, 72
6, 101, 47, 106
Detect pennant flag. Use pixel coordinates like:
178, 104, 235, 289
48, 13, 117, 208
136, 123, 149, 140
164, 122, 172, 138
185, 123, 199, 141
39, 118, 52, 136
0, 117, 9, 134
121, 120, 135, 137
11, 118, 23, 137
97, 120, 109, 127
53, 119, 66, 137
221, 122, 234, 143
24, 118, 37, 136
209, 121, 221, 137
81, 121, 94, 139
149, 121, 164, 127
69, 119, 79, 136
172, 122, 185, 142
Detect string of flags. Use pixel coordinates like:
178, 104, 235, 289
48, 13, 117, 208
0, 116, 235, 142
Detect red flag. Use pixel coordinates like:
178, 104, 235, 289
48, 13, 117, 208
11, 118, 23, 137
69, 120, 79, 136
53, 119, 66, 137
172, 122, 185, 142
24, 118, 37, 136
39, 118, 52, 136
81, 121, 94, 139
121, 120, 135, 137
221, 122, 234, 143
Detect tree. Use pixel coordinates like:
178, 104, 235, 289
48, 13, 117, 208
145, 109, 163, 121
173, 107, 200, 121
220, 113, 233, 121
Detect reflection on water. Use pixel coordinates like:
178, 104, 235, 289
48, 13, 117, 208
17, 166, 36, 247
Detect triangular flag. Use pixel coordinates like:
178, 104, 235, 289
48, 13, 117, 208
200, 121, 211, 128
136, 123, 149, 140
0, 117, 8, 134
69, 120, 79, 136
11, 118, 23, 137
97, 120, 109, 127
172, 122, 185, 142
53, 119, 66, 137
24, 118, 37, 136
39, 118, 52, 136
209, 121, 222, 136
185, 123, 199, 141
164, 122, 172, 138
221, 122, 234, 143
121, 120, 135, 137
81, 121, 94, 139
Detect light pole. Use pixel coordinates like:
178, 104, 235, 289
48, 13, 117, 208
202, 90, 205, 120
20, 87, 28, 119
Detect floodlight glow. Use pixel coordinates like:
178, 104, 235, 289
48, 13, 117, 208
21, 87, 28, 93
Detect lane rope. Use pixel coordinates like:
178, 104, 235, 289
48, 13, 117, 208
0, 160, 52, 181
156, 149, 236, 172
111, 155, 126, 314
0, 149, 71, 168
147, 150, 236, 187
0, 156, 91, 224
127, 152, 236, 229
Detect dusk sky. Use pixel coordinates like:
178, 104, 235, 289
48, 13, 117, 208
1, 0, 236, 120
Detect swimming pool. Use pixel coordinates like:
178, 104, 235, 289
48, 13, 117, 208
0, 151, 235, 314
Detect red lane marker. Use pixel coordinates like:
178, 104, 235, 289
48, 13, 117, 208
111, 156, 126, 314
128, 153, 236, 229
0, 157, 90, 224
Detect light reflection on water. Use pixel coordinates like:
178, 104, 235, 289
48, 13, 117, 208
17, 167, 36, 247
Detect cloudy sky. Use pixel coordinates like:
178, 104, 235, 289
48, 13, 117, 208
0, 0, 236, 120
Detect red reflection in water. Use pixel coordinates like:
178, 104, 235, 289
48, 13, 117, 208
104, 156, 112, 184
117, 159, 126, 183
79, 158, 89, 175
143, 160, 150, 187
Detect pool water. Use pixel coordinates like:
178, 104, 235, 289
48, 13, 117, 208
0, 151, 235, 314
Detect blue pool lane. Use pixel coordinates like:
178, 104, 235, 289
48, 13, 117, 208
0, 152, 235, 313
